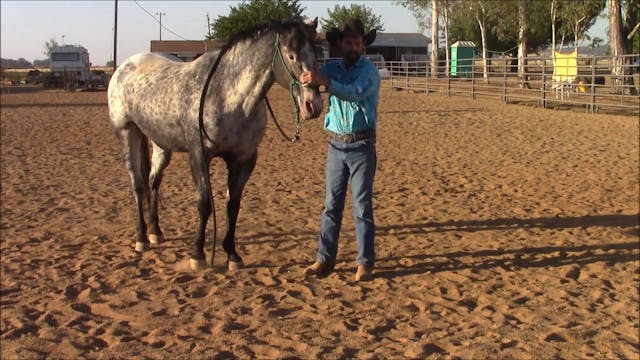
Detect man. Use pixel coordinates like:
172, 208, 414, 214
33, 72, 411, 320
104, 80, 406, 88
299, 18, 380, 282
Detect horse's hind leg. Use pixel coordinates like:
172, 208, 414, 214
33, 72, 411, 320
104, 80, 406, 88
187, 150, 212, 270
120, 125, 151, 252
223, 152, 257, 271
148, 142, 172, 244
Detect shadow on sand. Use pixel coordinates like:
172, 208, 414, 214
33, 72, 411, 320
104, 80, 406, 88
0, 102, 107, 108
374, 241, 639, 279
244, 213, 639, 242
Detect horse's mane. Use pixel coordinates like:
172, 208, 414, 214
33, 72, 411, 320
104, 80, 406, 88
220, 19, 308, 54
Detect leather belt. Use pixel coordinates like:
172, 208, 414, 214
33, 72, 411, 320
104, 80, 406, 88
330, 130, 376, 143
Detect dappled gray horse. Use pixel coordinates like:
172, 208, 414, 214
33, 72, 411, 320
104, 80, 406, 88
108, 19, 322, 271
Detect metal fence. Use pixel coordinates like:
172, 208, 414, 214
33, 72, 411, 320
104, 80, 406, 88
322, 54, 640, 116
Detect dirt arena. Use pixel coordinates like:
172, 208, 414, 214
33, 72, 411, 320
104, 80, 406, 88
1, 86, 638, 359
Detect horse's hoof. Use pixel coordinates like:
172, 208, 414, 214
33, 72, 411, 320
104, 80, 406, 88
228, 261, 244, 272
134, 241, 148, 252
190, 258, 208, 271
148, 233, 163, 244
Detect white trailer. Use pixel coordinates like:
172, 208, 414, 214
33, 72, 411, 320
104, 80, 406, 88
45, 45, 91, 88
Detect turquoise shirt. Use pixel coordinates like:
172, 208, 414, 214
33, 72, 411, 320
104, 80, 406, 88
320, 57, 380, 135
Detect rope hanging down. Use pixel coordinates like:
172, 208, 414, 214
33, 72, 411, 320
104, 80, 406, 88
197, 31, 305, 266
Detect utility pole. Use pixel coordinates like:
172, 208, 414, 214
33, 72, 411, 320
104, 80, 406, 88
113, 0, 118, 72
206, 13, 213, 39
156, 12, 166, 40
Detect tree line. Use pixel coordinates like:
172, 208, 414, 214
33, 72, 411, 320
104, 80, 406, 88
204, 0, 636, 93
399, 0, 637, 94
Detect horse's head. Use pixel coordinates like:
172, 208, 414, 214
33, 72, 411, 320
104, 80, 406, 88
272, 18, 323, 120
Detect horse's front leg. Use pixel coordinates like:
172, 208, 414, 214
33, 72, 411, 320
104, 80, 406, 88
223, 152, 257, 271
188, 150, 212, 271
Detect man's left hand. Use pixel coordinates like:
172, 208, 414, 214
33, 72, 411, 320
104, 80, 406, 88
300, 70, 329, 88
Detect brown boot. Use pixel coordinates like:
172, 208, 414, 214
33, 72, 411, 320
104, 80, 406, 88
304, 261, 334, 277
355, 265, 373, 282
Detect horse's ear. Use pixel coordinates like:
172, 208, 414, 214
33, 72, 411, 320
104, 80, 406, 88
303, 17, 318, 41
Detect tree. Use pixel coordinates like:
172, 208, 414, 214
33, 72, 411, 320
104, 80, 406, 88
1, 58, 33, 69
589, 36, 604, 48
441, 1, 452, 79
467, 0, 490, 82
32, 59, 50, 68
517, 0, 530, 88
399, 0, 439, 77
320, 3, 384, 33
609, 0, 638, 95
451, 1, 554, 53
430, 0, 439, 77
106, 60, 115, 68
207, 0, 305, 41
43, 37, 59, 57
555, 0, 605, 52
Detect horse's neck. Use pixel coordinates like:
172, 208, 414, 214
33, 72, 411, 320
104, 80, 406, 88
213, 34, 276, 115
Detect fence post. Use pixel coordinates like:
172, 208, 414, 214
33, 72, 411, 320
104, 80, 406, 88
471, 58, 476, 99
502, 59, 507, 103
590, 55, 596, 114
424, 62, 429, 94
447, 61, 451, 97
540, 59, 546, 108
405, 63, 409, 92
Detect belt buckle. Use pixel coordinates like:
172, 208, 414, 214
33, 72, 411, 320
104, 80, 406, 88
346, 133, 356, 143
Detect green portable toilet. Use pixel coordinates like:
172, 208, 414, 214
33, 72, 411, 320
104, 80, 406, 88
451, 41, 476, 78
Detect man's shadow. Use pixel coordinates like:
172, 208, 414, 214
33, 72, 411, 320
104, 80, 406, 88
374, 241, 639, 279
247, 213, 639, 239
376, 213, 639, 236
244, 213, 639, 278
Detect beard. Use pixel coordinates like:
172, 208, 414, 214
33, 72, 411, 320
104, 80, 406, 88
344, 50, 360, 64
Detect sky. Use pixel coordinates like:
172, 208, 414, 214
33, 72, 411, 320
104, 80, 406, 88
1, 1, 609, 66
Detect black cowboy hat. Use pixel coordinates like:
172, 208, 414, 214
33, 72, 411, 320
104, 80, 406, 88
326, 18, 377, 47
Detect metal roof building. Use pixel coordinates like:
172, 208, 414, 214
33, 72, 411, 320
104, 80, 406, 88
150, 32, 431, 63
149, 40, 222, 62
365, 33, 430, 62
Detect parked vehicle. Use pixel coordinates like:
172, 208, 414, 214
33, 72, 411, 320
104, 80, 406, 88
44, 45, 91, 89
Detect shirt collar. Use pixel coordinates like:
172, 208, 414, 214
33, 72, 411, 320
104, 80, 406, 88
339, 56, 365, 71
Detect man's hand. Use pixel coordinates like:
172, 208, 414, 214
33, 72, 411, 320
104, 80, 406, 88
300, 70, 329, 88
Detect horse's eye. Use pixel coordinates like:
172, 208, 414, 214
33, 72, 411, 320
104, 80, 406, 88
288, 54, 296, 61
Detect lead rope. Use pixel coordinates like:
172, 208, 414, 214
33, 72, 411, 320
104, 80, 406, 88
198, 32, 305, 267
198, 46, 229, 268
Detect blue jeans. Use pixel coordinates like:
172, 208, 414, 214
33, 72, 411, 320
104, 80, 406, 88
317, 138, 376, 267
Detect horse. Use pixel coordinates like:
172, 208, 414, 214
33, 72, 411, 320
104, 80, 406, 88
107, 19, 323, 271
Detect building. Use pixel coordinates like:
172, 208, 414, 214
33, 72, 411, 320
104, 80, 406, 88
365, 33, 429, 62
149, 40, 222, 62
150, 32, 430, 63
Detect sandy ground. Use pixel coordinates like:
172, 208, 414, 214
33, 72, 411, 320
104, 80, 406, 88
1, 87, 638, 359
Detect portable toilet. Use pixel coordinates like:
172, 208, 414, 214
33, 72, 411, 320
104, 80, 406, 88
451, 41, 476, 78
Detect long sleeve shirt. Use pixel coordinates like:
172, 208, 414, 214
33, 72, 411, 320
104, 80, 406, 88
319, 57, 380, 135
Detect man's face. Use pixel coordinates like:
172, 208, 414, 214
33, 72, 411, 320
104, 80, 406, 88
340, 34, 364, 64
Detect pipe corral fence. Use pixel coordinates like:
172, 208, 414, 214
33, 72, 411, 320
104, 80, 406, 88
321, 54, 640, 116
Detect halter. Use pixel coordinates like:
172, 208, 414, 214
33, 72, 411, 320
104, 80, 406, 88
268, 32, 304, 143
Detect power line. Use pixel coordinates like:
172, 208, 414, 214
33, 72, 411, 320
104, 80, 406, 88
133, 0, 188, 40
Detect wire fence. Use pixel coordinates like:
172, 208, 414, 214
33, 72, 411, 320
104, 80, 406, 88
321, 54, 640, 116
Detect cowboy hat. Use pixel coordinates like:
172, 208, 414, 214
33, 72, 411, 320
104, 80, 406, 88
326, 18, 377, 47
